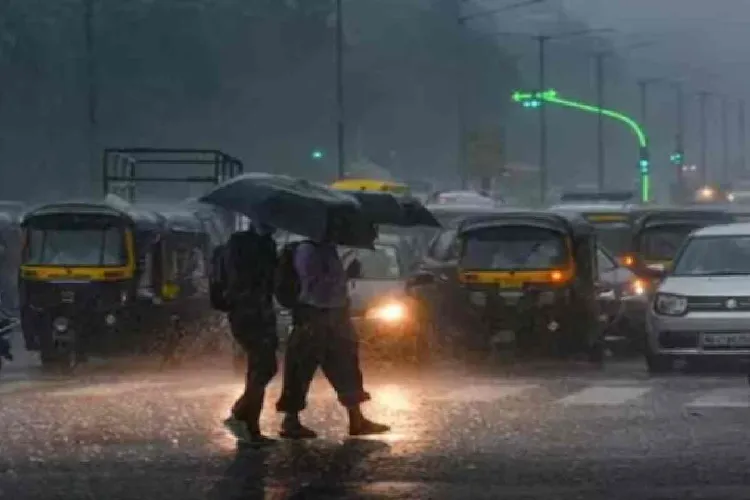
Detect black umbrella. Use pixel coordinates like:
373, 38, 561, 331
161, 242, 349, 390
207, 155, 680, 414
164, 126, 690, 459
200, 173, 375, 246
339, 190, 441, 227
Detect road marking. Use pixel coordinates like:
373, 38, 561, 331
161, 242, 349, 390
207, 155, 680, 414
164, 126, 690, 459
430, 384, 538, 403
557, 386, 650, 406
687, 387, 750, 408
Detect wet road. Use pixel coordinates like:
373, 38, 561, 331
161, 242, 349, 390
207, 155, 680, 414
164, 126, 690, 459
3, 353, 750, 499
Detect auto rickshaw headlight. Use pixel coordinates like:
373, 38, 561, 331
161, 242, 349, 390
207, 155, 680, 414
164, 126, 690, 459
53, 317, 69, 332
366, 301, 408, 324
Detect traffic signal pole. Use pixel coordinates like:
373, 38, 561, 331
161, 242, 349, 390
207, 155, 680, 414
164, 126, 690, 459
698, 91, 709, 186
538, 36, 548, 204
512, 89, 650, 201
595, 53, 605, 191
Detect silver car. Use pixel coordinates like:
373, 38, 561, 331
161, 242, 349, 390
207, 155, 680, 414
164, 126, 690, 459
646, 222, 750, 373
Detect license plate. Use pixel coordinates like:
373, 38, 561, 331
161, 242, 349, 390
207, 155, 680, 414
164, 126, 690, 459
703, 333, 750, 347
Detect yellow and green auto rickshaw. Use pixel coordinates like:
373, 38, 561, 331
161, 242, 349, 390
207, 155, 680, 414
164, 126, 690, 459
18, 199, 229, 372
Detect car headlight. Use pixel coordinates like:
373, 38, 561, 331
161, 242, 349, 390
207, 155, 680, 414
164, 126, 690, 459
626, 278, 647, 297
52, 316, 69, 332
120, 290, 128, 304
366, 301, 408, 324
654, 293, 688, 316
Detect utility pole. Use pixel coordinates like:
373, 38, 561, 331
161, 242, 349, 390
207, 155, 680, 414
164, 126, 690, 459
698, 92, 709, 185
721, 96, 729, 185
674, 82, 685, 197
537, 35, 548, 204
84, 0, 98, 195
595, 53, 605, 190
335, 0, 345, 180
740, 100, 746, 176
457, 12, 468, 189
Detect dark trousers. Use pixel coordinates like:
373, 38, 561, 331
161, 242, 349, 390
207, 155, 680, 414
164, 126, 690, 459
229, 310, 278, 425
276, 306, 370, 413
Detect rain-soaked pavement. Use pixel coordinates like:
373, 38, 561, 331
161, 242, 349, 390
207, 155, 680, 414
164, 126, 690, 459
3, 341, 750, 499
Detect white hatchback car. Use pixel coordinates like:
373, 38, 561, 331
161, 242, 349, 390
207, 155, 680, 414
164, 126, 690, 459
646, 222, 750, 373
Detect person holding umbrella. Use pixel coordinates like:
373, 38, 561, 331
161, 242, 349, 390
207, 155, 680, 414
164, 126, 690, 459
274, 215, 390, 439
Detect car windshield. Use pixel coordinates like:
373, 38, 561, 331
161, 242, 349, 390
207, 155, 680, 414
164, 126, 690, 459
673, 236, 750, 276
342, 244, 401, 279
24, 227, 127, 267
461, 226, 568, 270
591, 223, 631, 256
639, 224, 699, 262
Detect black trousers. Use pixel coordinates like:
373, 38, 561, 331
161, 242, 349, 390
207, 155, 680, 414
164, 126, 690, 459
229, 309, 278, 425
276, 306, 370, 413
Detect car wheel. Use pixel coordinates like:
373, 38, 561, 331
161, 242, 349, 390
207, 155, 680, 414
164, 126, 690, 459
645, 353, 673, 374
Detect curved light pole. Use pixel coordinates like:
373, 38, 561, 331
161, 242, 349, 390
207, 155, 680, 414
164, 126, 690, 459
513, 89, 651, 201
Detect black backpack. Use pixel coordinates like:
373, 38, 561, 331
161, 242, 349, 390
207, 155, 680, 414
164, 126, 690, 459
274, 241, 304, 309
209, 243, 232, 312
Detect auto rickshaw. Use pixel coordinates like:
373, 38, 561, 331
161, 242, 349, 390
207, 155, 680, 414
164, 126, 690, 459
18, 199, 229, 372
623, 207, 735, 276
330, 178, 410, 194
408, 210, 604, 362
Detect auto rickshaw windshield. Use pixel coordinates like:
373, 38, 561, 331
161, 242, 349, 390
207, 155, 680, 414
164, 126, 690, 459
639, 224, 701, 262
590, 222, 631, 255
24, 225, 127, 267
460, 226, 568, 271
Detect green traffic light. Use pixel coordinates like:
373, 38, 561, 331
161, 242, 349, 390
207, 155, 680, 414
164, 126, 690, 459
311, 149, 324, 160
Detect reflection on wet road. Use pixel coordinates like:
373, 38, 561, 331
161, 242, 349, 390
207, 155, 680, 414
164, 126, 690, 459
3, 360, 750, 499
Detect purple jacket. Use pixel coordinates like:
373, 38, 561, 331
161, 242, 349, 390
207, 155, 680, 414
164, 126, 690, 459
294, 242, 348, 309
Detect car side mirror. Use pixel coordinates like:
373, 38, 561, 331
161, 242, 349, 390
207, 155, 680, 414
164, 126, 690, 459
407, 272, 435, 288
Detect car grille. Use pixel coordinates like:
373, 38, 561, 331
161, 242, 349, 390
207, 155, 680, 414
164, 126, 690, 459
658, 331, 698, 349
687, 296, 750, 312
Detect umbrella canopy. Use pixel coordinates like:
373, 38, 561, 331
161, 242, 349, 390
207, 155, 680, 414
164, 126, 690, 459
339, 190, 441, 227
200, 173, 375, 246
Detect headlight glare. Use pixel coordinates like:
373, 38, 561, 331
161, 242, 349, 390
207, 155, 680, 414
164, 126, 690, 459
654, 293, 688, 316
366, 302, 407, 323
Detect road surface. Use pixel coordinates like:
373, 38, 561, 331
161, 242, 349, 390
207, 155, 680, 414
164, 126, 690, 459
3, 352, 750, 499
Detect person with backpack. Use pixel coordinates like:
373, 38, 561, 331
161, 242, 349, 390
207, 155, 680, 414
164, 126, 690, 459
274, 224, 390, 439
212, 221, 279, 445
